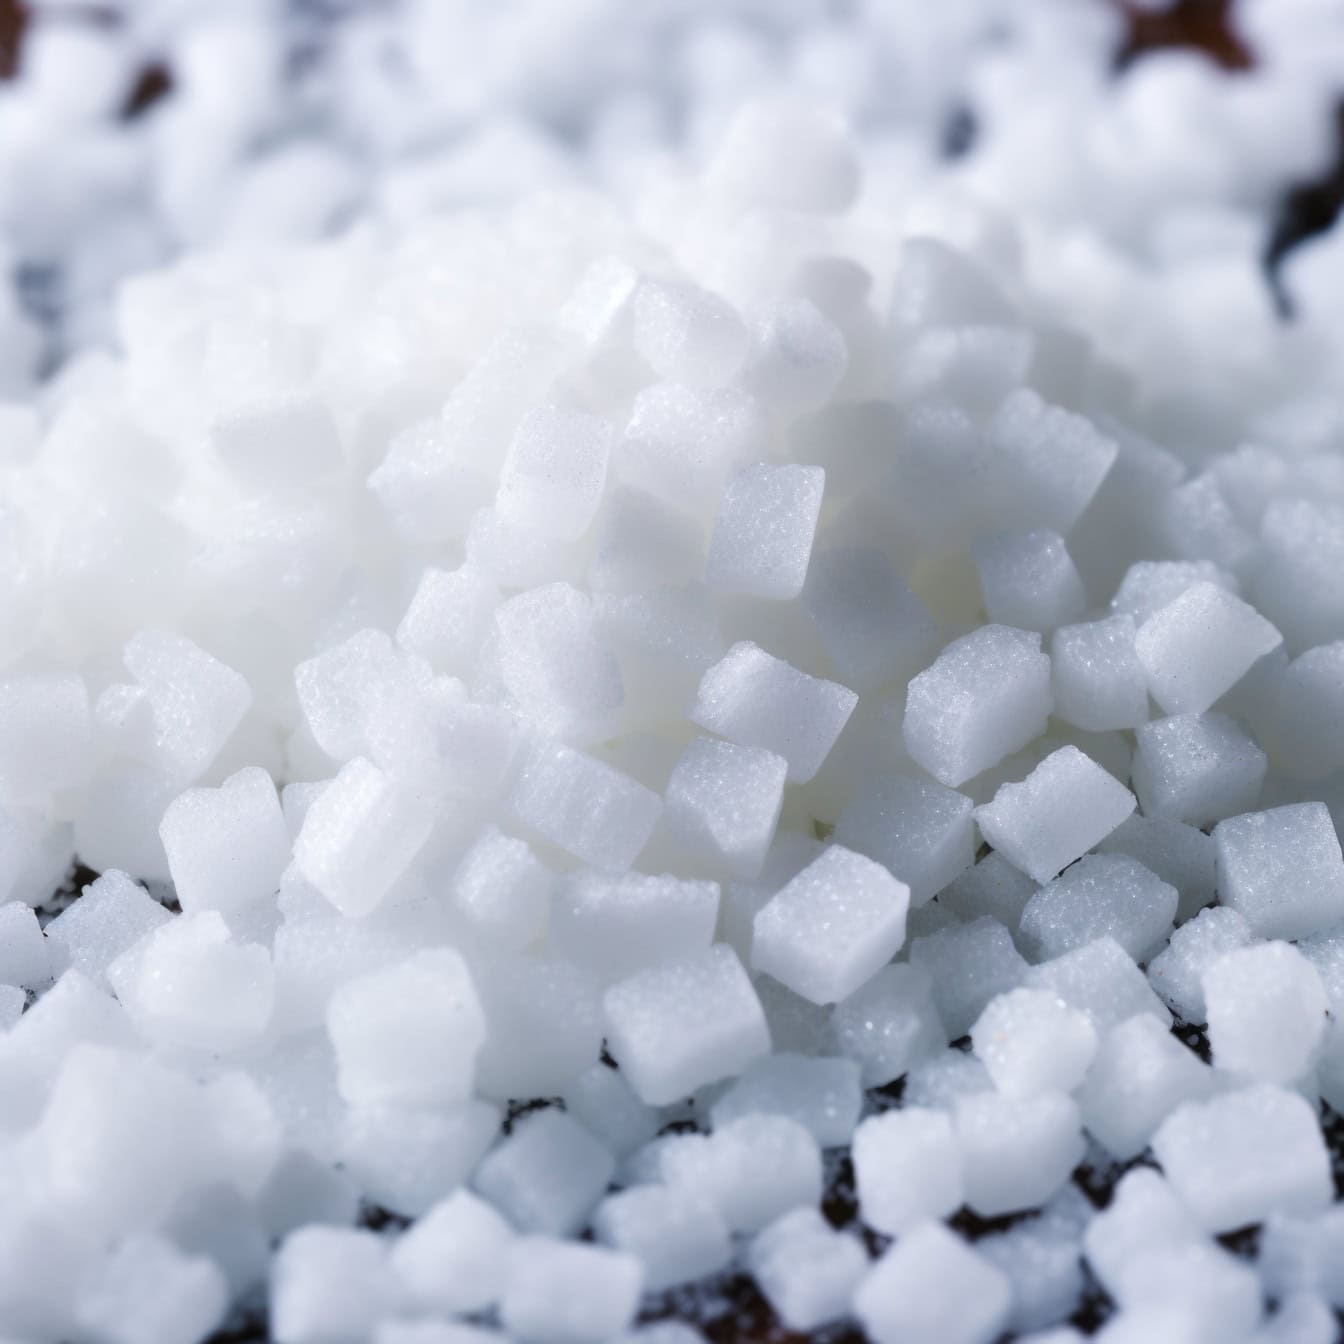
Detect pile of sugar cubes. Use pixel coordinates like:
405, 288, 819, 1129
8, 2, 1344, 1343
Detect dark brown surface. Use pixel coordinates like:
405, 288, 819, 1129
0, 0, 27, 78
1114, 0, 1254, 72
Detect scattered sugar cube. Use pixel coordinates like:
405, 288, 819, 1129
854, 1220, 1012, 1344
500, 1238, 643, 1344
1111, 559, 1238, 625
1258, 1207, 1344, 1310
449, 828, 550, 951
903, 625, 1052, 787
272, 1227, 396, 1344
1096, 813, 1216, 924
1082, 1167, 1202, 1297
1204, 941, 1328, 1083
1132, 712, 1266, 827
391, 1188, 514, 1314
1079, 1015, 1215, 1160
974, 530, 1087, 633
835, 774, 975, 906
692, 642, 856, 783
853, 1107, 964, 1235
830, 963, 947, 1086
1252, 498, 1344, 653
327, 948, 484, 1107
0, 671, 91, 801
1152, 1084, 1332, 1232
633, 278, 749, 387
662, 736, 787, 880
603, 944, 769, 1104
395, 565, 499, 677
0, 901, 51, 990
1214, 803, 1344, 940
593, 1184, 731, 1290
589, 484, 705, 596
706, 464, 825, 601
752, 844, 909, 1004
1268, 640, 1344, 780
1024, 937, 1172, 1033
709, 1052, 862, 1147
746, 1208, 868, 1331
938, 851, 1037, 931
976, 1213, 1085, 1336
974, 746, 1136, 884
1019, 853, 1177, 963
561, 1063, 660, 1158
1106, 1240, 1262, 1341
1134, 582, 1282, 716
744, 297, 849, 413
1147, 905, 1257, 1024
1051, 615, 1150, 732
909, 917, 1029, 1038
475, 1109, 614, 1237
497, 403, 614, 542
971, 987, 1097, 1099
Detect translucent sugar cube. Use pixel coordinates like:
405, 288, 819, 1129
830, 963, 947, 1086
835, 774, 975, 906
271, 1227, 396, 1344
1134, 582, 1282, 716
708, 1052, 862, 1147
744, 297, 849, 413
391, 1188, 515, 1315
691, 642, 856, 783
1082, 1167, 1201, 1296
633, 278, 748, 388
953, 1090, 1086, 1217
1096, 814, 1216, 925
853, 1107, 964, 1235
592, 1184, 731, 1291
1050, 615, 1150, 732
1204, 941, 1328, 1083
0, 982, 24, 1028
327, 948, 484, 1107
752, 844, 909, 1005
1258, 1207, 1344, 1310
974, 746, 1136, 884
902, 625, 1052, 787
1147, 905, 1257, 1024
1251, 498, 1344, 653
561, 1063, 659, 1158
550, 871, 718, 983
746, 1208, 868, 1331
449, 828, 550, 951
602, 944, 769, 1104
1079, 1015, 1215, 1160
1025, 938, 1170, 1037
395, 565, 499, 677
854, 1220, 1012, 1344
0, 671, 91, 800
705, 463, 825, 601
974, 530, 1087, 633
1106, 1240, 1262, 1341
1152, 1085, 1332, 1232
499, 1238, 643, 1344
939, 851, 1038, 931
1213, 803, 1344, 940
1132, 712, 1266, 827
1111, 560, 1238, 626
1268, 640, 1344, 780
971, 987, 1097, 1099
475, 1109, 615, 1237
0, 901, 51, 990
508, 740, 661, 873
908, 917, 1029, 1038
976, 1215, 1085, 1336
1019, 853, 1177, 963
497, 403, 614, 542
159, 766, 290, 916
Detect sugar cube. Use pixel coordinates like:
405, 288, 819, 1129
632, 278, 749, 387
971, 987, 1098, 1099
449, 828, 550, 951
592, 1185, 731, 1290
974, 530, 1087, 633
909, 917, 1029, 1038
1132, 712, 1266, 827
0, 901, 51, 991
500, 1238, 643, 1344
1024, 937, 1172, 1033
705, 464, 825, 601
390, 1189, 514, 1317
853, 1107, 964, 1234
1147, 905, 1257, 1023
830, 963, 947, 1086
497, 403, 614, 541
272, 1227, 396, 1344
708, 1052, 862, 1147
395, 565, 499, 677
1095, 813, 1216, 924
1051, 615, 1150, 732
746, 1208, 868, 1331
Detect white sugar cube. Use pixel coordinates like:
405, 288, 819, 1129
475, 1109, 614, 1237
855, 1221, 1011, 1344
1132, 712, 1266, 827
909, 917, 1029, 1038
589, 485, 704, 596
1051, 615, 1150, 732
1096, 814, 1216, 925
76, 1234, 226, 1344
497, 404, 614, 541
744, 297, 848, 413
256, 1151, 358, 1239
1082, 1167, 1201, 1296
1134, 582, 1282, 716
891, 236, 1015, 330
1204, 941, 1328, 1083
1251, 498, 1344, 653
1258, 1208, 1344, 1310
752, 844, 909, 1004
1079, 1015, 1214, 1160
853, 1107, 964, 1234
705, 464, 825, 600
939, 852, 1037, 931
974, 530, 1087, 633
1025, 937, 1172, 1033
1214, 803, 1344, 940
107, 911, 272, 1054
500, 1238, 643, 1344
1268, 641, 1344, 780
974, 747, 1136, 884
211, 396, 341, 491
272, 1227, 396, 1344
692, 642, 856, 783
830, 963, 947, 1086
368, 415, 494, 546
0, 982, 25, 1028
550, 870, 718, 983
592, 1184, 731, 1290
971, 987, 1097, 1098
327, 948, 484, 1107
1019, 854, 1177, 962
632, 279, 748, 387
903, 625, 1052, 787
709, 1052, 862, 1147
1152, 1084, 1332, 1231
953, 1091, 1085, 1217
1106, 1241, 1262, 1341
395, 565, 499, 677
1147, 905, 1257, 1023
835, 774, 975, 906
390, 1189, 515, 1314
663, 736, 787, 880
450, 828, 550, 951
802, 547, 937, 693
159, 766, 289, 916
602, 944, 769, 1104
1111, 559, 1238, 625
293, 757, 433, 917
508, 740, 661, 873
0, 902, 51, 990
561, 1064, 659, 1158
746, 1208, 868, 1332
0, 671, 91, 800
